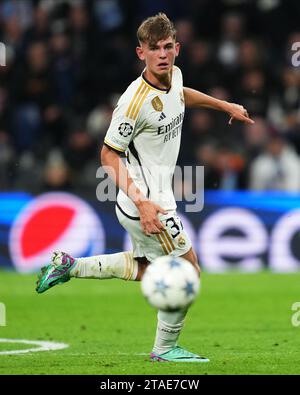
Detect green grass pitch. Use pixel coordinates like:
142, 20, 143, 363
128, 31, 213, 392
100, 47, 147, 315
0, 271, 300, 375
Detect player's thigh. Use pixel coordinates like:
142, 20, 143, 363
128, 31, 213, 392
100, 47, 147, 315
115, 205, 158, 260
116, 206, 192, 262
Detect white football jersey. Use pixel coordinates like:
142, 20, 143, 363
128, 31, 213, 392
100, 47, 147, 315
104, 66, 185, 217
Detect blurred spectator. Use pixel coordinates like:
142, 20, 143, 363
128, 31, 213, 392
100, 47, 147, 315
0, 0, 33, 31
190, 109, 215, 141
179, 109, 216, 165
93, 0, 124, 33
217, 12, 245, 70
235, 69, 269, 117
0, 131, 14, 190
195, 141, 220, 189
49, 30, 75, 106
185, 40, 221, 92
279, 67, 300, 112
0, 1, 299, 193
14, 150, 41, 192
86, 100, 114, 140
174, 19, 194, 72
214, 146, 246, 191
13, 41, 53, 106
11, 41, 62, 152
67, 3, 97, 112
249, 134, 300, 192
176, 19, 194, 46
137, 0, 187, 21
63, 125, 97, 173
38, 0, 82, 14
68, 2, 92, 62
238, 39, 264, 70
0, 86, 9, 129
42, 149, 72, 191
22, 6, 51, 52
1, 15, 24, 64
195, 141, 246, 191
242, 116, 270, 159
62, 125, 98, 191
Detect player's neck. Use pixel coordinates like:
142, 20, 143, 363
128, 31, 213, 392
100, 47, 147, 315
143, 69, 171, 91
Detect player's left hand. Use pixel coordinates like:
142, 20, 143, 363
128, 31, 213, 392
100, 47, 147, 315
227, 103, 255, 125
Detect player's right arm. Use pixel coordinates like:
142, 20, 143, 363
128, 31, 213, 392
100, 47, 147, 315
101, 146, 166, 235
101, 86, 166, 236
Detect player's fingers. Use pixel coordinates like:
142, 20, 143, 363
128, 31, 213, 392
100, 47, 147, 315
142, 226, 152, 237
151, 229, 163, 235
229, 114, 254, 125
156, 205, 168, 215
142, 221, 162, 235
147, 225, 163, 235
243, 115, 255, 124
154, 219, 165, 231
141, 221, 151, 236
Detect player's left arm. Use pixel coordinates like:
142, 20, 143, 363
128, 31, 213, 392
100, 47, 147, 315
183, 87, 255, 125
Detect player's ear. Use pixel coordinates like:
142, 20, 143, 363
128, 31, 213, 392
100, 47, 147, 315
175, 42, 180, 57
136, 46, 145, 61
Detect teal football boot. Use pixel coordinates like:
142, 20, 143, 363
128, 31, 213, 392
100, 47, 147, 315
150, 346, 209, 363
36, 251, 76, 294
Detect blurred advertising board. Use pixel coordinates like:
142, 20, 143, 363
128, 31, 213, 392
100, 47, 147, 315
0, 191, 300, 273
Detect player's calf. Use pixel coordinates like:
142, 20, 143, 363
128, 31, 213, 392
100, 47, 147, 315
179, 248, 201, 276
36, 251, 143, 294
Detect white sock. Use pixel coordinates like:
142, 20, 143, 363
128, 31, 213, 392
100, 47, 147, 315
70, 251, 138, 280
152, 308, 188, 355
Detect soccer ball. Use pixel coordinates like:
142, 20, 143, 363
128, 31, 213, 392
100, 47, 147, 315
141, 256, 200, 312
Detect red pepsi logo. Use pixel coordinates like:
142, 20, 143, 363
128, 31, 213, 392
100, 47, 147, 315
9, 193, 105, 272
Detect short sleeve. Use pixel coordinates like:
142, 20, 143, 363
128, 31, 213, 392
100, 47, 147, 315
104, 80, 150, 152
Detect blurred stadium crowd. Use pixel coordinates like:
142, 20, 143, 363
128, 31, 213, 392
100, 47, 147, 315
1, 0, 300, 194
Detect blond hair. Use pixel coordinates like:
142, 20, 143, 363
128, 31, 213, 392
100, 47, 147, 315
137, 13, 176, 46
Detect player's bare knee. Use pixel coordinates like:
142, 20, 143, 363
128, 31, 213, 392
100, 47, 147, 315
136, 257, 150, 281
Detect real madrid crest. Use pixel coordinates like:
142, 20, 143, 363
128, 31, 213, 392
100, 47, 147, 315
178, 235, 186, 247
151, 96, 164, 112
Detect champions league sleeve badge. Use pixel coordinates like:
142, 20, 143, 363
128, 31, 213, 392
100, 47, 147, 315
118, 123, 133, 138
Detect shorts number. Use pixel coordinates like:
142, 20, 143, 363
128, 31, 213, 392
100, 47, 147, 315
166, 216, 183, 239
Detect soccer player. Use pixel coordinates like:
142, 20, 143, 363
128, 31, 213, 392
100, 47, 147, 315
36, 13, 254, 362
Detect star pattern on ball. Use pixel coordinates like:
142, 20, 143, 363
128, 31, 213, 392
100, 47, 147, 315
183, 281, 195, 297
169, 259, 181, 269
154, 280, 169, 296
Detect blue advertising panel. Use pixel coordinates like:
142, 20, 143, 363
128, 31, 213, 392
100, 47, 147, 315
1, 191, 300, 272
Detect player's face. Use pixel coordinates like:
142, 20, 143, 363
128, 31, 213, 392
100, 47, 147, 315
136, 37, 180, 77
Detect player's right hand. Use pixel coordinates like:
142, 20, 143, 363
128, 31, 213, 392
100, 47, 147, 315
136, 200, 167, 236
227, 103, 255, 125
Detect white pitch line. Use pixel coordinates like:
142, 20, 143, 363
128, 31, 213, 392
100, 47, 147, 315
70, 353, 149, 356
0, 338, 69, 355
55, 352, 149, 356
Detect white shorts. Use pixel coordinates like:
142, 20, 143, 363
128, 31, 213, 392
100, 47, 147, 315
115, 204, 192, 262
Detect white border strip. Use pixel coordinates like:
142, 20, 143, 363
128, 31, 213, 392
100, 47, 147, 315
0, 338, 69, 355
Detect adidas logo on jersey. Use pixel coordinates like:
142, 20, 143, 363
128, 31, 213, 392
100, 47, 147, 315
159, 112, 166, 121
